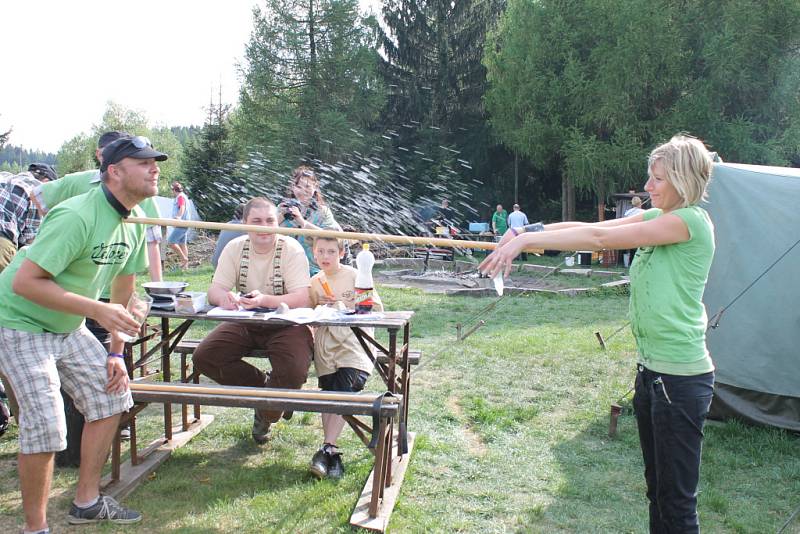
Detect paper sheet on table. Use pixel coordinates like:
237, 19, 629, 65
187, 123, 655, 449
206, 306, 256, 318
261, 305, 384, 323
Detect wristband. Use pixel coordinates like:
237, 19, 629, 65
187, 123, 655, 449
523, 222, 545, 233
510, 227, 520, 237
108, 352, 125, 359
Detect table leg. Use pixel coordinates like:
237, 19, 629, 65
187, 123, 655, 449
161, 317, 172, 441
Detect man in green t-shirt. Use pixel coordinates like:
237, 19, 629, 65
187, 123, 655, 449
491, 203, 508, 236
0, 136, 168, 531
32, 131, 164, 283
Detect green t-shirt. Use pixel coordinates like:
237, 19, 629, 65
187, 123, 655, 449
0, 186, 148, 333
35, 169, 160, 298
629, 206, 715, 375
492, 210, 508, 233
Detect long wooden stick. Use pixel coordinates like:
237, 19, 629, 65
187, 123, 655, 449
130, 382, 399, 404
125, 216, 544, 253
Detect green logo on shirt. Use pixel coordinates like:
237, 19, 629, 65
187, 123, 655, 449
91, 241, 131, 265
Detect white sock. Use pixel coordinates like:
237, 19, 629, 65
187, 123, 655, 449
73, 495, 100, 509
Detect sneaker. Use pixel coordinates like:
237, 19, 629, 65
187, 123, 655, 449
68, 495, 142, 524
119, 425, 131, 441
252, 410, 271, 445
327, 452, 345, 479
309, 448, 330, 479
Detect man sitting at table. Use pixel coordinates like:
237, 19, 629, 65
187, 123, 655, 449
193, 197, 314, 445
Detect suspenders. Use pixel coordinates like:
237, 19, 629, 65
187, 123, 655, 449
236, 237, 286, 296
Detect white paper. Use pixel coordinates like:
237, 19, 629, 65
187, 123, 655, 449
493, 273, 504, 296
206, 306, 256, 318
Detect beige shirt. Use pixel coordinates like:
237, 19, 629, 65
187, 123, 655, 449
309, 265, 383, 376
213, 235, 310, 294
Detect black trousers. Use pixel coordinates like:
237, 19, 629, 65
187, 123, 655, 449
634, 365, 714, 534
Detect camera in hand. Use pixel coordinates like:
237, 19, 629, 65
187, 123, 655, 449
281, 197, 317, 220
281, 198, 302, 220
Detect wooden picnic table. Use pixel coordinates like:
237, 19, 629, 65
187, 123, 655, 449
107, 308, 416, 531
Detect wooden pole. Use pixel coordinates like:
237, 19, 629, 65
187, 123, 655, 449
130, 382, 400, 404
126, 216, 544, 253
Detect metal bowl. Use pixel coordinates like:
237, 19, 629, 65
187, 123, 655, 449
143, 281, 188, 296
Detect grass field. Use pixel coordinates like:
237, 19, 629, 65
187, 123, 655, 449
0, 265, 798, 533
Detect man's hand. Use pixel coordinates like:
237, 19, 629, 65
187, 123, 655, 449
94, 302, 141, 340
106, 357, 129, 394
220, 291, 241, 310
240, 290, 265, 310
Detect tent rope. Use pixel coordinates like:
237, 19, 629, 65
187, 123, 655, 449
709, 236, 800, 329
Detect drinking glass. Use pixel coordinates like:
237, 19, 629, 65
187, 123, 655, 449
119, 292, 153, 343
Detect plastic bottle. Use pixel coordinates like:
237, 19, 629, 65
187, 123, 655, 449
354, 243, 375, 313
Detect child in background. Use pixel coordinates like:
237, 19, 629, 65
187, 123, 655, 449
308, 237, 383, 479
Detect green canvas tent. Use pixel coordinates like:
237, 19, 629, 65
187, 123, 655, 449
702, 163, 800, 431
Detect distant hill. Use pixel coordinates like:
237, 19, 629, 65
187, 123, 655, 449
0, 145, 57, 174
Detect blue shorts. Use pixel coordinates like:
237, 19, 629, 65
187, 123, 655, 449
167, 226, 188, 244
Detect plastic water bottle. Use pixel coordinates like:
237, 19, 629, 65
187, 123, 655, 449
355, 243, 375, 313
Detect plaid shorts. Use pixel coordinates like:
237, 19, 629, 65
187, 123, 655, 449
0, 325, 133, 454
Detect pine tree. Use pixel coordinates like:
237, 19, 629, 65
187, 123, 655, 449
181, 98, 243, 224
378, 0, 505, 217
235, 0, 385, 166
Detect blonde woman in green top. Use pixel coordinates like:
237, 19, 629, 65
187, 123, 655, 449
481, 134, 715, 533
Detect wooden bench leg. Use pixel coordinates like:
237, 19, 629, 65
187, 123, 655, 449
180, 353, 189, 431
369, 418, 389, 518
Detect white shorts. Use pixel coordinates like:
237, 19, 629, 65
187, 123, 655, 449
0, 325, 132, 454
146, 225, 163, 243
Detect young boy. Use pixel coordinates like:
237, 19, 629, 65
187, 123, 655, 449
307, 237, 383, 479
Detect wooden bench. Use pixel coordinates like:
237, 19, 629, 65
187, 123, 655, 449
106, 382, 410, 531
174, 339, 422, 369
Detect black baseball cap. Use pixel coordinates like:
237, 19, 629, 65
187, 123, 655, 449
100, 136, 168, 172
98, 130, 130, 149
28, 163, 57, 182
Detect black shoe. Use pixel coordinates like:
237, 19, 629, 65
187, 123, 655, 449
68, 495, 142, 524
252, 410, 271, 445
309, 449, 330, 479
282, 411, 293, 421
327, 452, 344, 479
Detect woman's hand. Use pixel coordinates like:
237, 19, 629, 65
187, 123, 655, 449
479, 237, 524, 279
284, 205, 304, 227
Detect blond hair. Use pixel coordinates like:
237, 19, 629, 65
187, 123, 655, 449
648, 134, 713, 208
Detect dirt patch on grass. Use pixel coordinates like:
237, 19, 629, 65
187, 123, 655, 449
446, 395, 488, 457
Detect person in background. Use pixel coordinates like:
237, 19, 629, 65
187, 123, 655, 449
1, 164, 55, 272
279, 165, 343, 275
167, 181, 190, 269
507, 203, 529, 229
507, 204, 530, 260
623, 196, 646, 267
211, 203, 246, 268
307, 236, 383, 479
0, 163, 55, 433
491, 203, 508, 238
481, 134, 716, 533
0, 135, 168, 531
625, 196, 645, 218
193, 197, 313, 445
